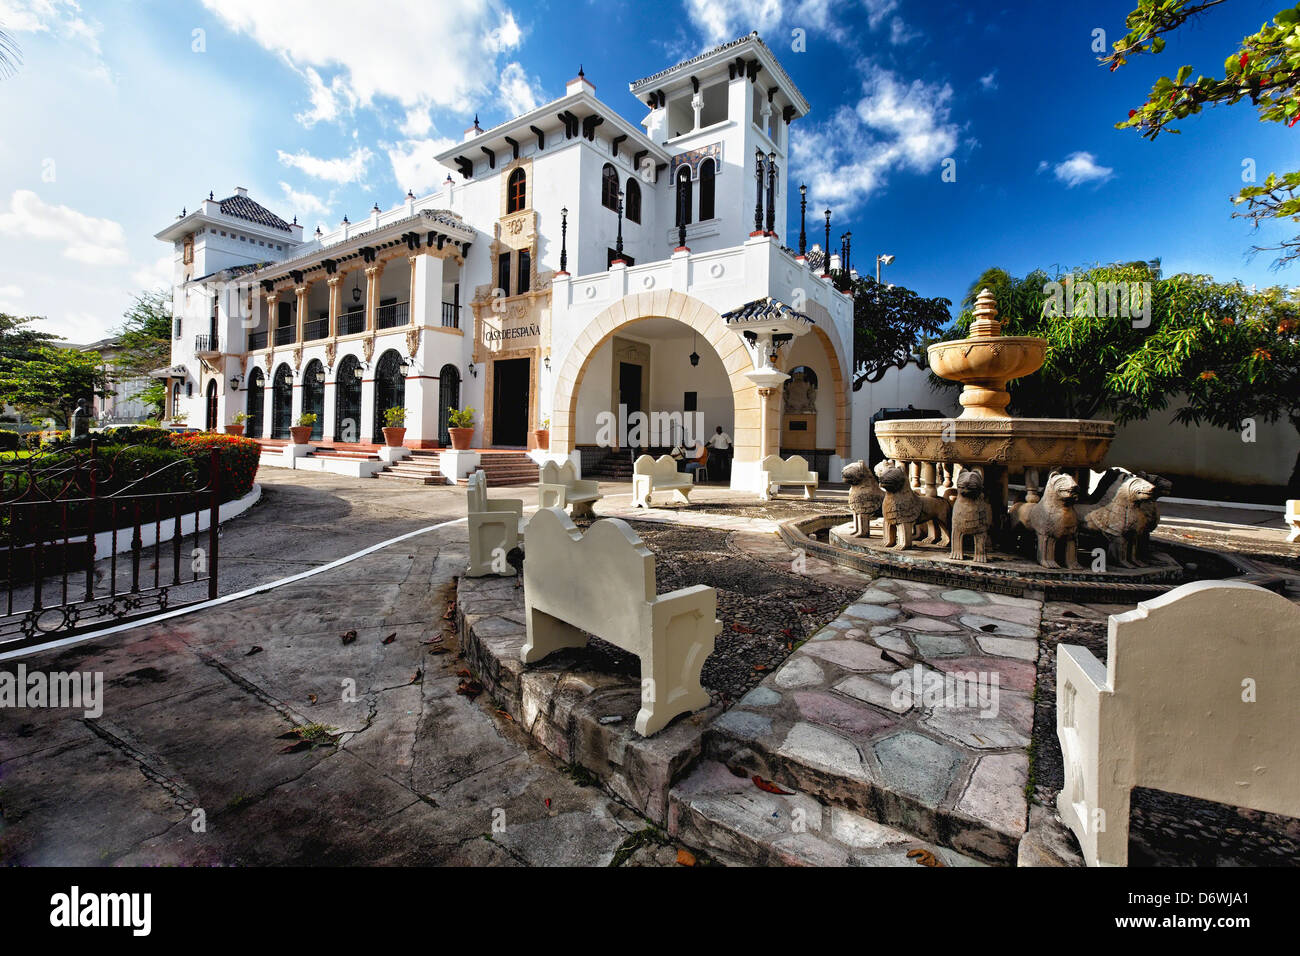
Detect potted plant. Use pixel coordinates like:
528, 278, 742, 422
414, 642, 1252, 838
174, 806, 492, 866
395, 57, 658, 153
290, 412, 317, 445
381, 406, 407, 447
447, 407, 476, 450
532, 416, 550, 451
226, 411, 248, 437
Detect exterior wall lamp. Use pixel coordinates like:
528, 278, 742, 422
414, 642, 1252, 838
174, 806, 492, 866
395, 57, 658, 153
229, 373, 243, 390
468, 362, 478, 378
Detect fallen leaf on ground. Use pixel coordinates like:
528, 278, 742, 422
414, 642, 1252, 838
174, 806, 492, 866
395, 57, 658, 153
752, 775, 793, 795
456, 679, 482, 700
382, 632, 396, 645
245, 646, 263, 657
907, 848, 945, 867
798, 606, 814, 614
341, 630, 357, 645
731, 623, 756, 634
456, 668, 471, 678
753, 665, 769, 672
494, 709, 513, 720
307, 694, 318, 705
409, 669, 422, 684
279, 740, 312, 754
676, 848, 697, 867
427, 647, 449, 656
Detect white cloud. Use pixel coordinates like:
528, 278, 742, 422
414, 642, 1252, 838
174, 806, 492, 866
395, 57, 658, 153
386, 138, 458, 195
979, 69, 998, 91
199, 0, 531, 126
277, 146, 372, 183
497, 61, 545, 115
683, 0, 911, 50
1036, 159, 1049, 174
1053, 151, 1113, 188
791, 63, 958, 214
684, 0, 783, 45
0, 190, 127, 265
131, 256, 172, 291
279, 182, 331, 219
0, 0, 107, 78
888, 16, 919, 44
0, 283, 23, 313
400, 107, 433, 137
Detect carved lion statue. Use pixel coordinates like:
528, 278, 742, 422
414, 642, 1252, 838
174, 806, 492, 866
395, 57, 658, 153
1133, 470, 1172, 563
1076, 467, 1158, 568
1009, 469, 1081, 569
841, 459, 885, 538
878, 464, 951, 550
949, 469, 993, 562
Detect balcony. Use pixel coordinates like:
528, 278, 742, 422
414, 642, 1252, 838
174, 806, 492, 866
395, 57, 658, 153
376, 301, 409, 330
304, 317, 329, 341
273, 325, 296, 346
247, 330, 268, 351
441, 302, 460, 329
340, 308, 365, 336
195, 334, 219, 355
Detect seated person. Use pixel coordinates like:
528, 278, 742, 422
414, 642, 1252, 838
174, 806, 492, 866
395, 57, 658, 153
681, 441, 708, 481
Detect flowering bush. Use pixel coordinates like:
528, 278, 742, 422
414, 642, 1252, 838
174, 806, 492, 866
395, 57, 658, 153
169, 432, 261, 499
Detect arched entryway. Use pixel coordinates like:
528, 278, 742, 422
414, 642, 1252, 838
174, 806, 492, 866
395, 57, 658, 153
246, 368, 265, 439
438, 364, 460, 447
334, 355, 362, 442
372, 349, 406, 440
302, 359, 325, 440
270, 363, 293, 439
205, 379, 218, 431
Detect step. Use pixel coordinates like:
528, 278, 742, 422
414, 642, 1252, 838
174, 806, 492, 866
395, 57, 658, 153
669, 761, 987, 867
701, 579, 1040, 865
386, 465, 441, 477
375, 472, 442, 484
311, 451, 381, 461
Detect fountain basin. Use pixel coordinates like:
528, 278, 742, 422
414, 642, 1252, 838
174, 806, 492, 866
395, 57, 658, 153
927, 335, 1047, 418
874, 417, 1116, 471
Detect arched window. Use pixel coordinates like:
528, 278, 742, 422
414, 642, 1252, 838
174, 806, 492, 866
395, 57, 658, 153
246, 368, 265, 440
601, 163, 619, 210
170, 381, 181, 419
624, 178, 641, 224
302, 359, 325, 440
506, 168, 527, 213
698, 158, 716, 221
675, 165, 693, 227
372, 350, 407, 440
334, 355, 361, 442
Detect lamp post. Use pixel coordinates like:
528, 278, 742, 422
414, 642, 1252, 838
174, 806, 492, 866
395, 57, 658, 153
754, 150, 764, 234
559, 206, 568, 274
677, 185, 688, 250
765, 152, 776, 234
843, 231, 852, 274
876, 253, 895, 284
822, 209, 831, 277
798, 184, 807, 256
615, 188, 625, 260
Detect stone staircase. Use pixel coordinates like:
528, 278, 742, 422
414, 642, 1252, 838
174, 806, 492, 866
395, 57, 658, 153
477, 452, 537, 487
667, 579, 1041, 866
579, 445, 635, 481
375, 449, 443, 485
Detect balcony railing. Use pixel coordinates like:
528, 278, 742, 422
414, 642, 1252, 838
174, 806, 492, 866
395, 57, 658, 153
304, 318, 329, 341
195, 334, 218, 354
376, 301, 409, 329
273, 325, 295, 346
247, 330, 268, 351
340, 309, 365, 336
441, 302, 460, 328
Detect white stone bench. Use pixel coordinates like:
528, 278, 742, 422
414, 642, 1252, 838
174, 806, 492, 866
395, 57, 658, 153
1286, 499, 1299, 543
538, 460, 602, 518
520, 507, 720, 736
1056, 580, 1300, 866
759, 454, 818, 502
632, 454, 694, 508
465, 469, 526, 577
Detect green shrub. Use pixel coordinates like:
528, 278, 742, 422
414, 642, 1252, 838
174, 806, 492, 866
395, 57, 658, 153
96, 425, 176, 448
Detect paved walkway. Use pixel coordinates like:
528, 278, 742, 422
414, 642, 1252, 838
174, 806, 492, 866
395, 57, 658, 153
0, 478, 679, 867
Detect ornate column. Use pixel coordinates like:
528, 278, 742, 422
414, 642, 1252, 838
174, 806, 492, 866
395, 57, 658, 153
265, 291, 279, 366
408, 254, 420, 325
327, 275, 343, 338
294, 284, 309, 343
364, 262, 385, 332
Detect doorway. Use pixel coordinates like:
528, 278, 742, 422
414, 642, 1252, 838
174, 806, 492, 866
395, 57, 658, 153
438, 364, 460, 447
491, 357, 530, 447
205, 379, 218, 431
271, 364, 292, 439
334, 355, 361, 441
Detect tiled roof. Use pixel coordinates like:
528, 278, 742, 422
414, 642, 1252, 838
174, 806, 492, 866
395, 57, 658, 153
805, 248, 826, 272
218, 194, 293, 233
722, 297, 814, 325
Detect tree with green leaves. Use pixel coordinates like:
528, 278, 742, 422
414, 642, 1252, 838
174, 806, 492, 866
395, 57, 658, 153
0, 345, 111, 428
1107, 1, 1300, 265
0, 313, 60, 364
832, 271, 952, 389
112, 290, 173, 377
938, 262, 1300, 489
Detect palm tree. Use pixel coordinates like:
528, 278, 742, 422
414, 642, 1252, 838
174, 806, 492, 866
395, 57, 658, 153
0, 28, 22, 80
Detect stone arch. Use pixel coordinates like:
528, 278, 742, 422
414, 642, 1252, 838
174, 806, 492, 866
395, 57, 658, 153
806, 321, 850, 458
551, 292, 762, 475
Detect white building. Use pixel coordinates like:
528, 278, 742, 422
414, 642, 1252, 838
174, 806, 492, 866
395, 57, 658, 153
154, 33, 863, 491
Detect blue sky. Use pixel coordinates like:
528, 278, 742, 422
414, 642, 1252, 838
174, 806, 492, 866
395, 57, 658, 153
1, 0, 1296, 343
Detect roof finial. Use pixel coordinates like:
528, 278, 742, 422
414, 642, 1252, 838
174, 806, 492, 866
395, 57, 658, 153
578, 64, 584, 78
292, 215, 298, 225
209, 191, 213, 200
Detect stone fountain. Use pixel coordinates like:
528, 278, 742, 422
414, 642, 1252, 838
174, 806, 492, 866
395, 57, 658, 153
874, 289, 1115, 526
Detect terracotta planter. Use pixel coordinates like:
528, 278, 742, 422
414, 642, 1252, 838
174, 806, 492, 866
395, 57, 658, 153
224, 424, 245, 437
289, 426, 313, 445
532, 428, 549, 450
382, 426, 407, 448
448, 427, 474, 451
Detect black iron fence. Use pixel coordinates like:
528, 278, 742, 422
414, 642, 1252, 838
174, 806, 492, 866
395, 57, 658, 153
0, 443, 221, 650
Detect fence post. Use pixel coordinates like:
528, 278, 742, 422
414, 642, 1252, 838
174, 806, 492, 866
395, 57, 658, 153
208, 448, 220, 601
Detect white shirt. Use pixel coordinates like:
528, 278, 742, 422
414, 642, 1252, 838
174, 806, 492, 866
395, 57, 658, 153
708, 431, 732, 450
